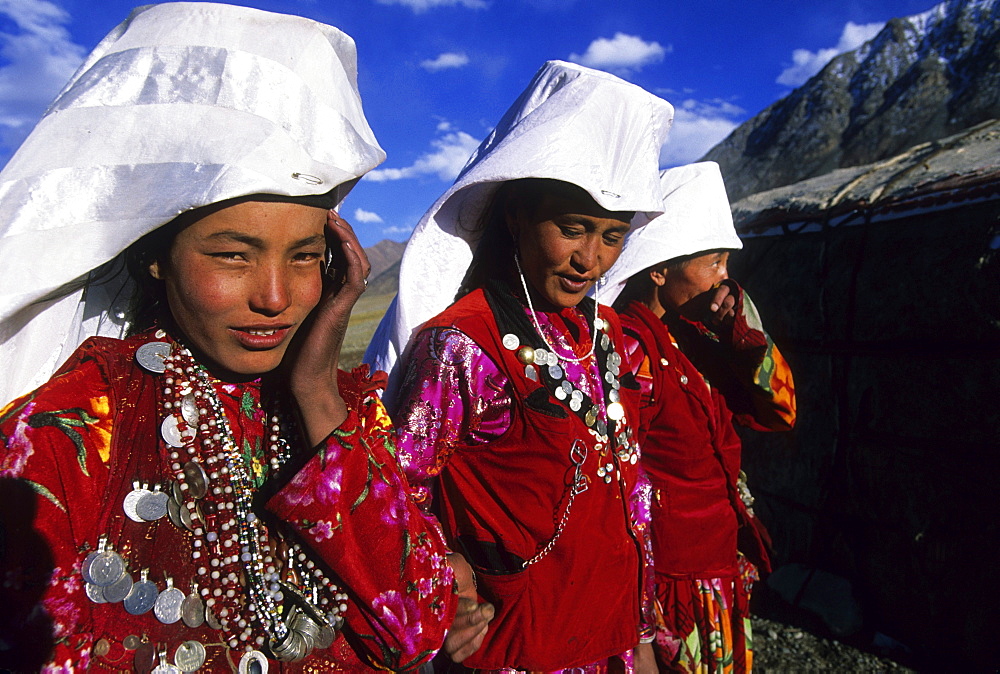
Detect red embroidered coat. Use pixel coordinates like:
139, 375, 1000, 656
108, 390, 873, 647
395, 288, 651, 671
0, 329, 457, 672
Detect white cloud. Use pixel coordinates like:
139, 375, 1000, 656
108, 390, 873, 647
0, 0, 86, 157
777, 21, 884, 87
382, 225, 413, 237
365, 128, 481, 182
353, 207, 384, 224
568, 33, 668, 76
659, 99, 745, 167
375, 0, 487, 12
420, 52, 470, 72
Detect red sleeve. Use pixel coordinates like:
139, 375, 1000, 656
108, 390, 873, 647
266, 368, 458, 671
0, 355, 117, 670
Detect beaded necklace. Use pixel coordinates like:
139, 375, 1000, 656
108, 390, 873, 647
157, 339, 344, 662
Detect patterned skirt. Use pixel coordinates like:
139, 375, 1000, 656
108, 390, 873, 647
652, 556, 759, 673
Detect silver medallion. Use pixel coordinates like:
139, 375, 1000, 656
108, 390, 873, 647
82, 548, 125, 587
135, 341, 171, 373
604, 371, 615, 384
316, 624, 336, 650
594, 317, 606, 331
123, 482, 152, 523
160, 414, 193, 448
554, 386, 567, 401
154, 582, 185, 624
179, 393, 200, 427
630, 453, 638, 465
182, 461, 209, 499
205, 606, 223, 630
610, 363, 620, 377
179, 503, 195, 531
533, 349, 549, 366
136, 489, 169, 521
124, 572, 158, 615
609, 389, 620, 403
601, 333, 610, 350
239, 649, 270, 674
85, 581, 108, 604
547, 363, 563, 380
607, 402, 625, 421
524, 365, 538, 382
612, 378, 621, 391
501, 333, 520, 350
181, 590, 205, 628
570, 390, 584, 403
102, 569, 134, 603
166, 494, 184, 530
569, 397, 582, 412
173, 641, 207, 672
609, 352, 622, 367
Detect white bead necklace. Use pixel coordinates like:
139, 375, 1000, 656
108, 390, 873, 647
514, 252, 600, 364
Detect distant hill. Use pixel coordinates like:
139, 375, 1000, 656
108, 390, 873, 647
341, 240, 404, 368
365, 238, 406, 280
704, 0, 1000, 201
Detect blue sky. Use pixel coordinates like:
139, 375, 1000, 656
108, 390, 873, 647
0, 0, 937, 247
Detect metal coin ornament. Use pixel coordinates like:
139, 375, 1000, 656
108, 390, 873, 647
161, 414, 194, 448
124, 570, 158, 615
166, 493, 184, 529
102, 569, 134, 603
135, 341, 172, 373
181, 586, 206, 628
123, 482, 152, 522
173, 641, 207, 672
179, 393, 200, 427
123, 634, 143, 651
85, 581, 109, 604
516, 346, 535, 365
82, 537, 126, 587
606, 401, 625, 421
154, 577, 185, 624
151, 647, 182, 674
182, 461, 209, 499
502, 333, 520, 350
136, 487, 169, 521
239, 650, 269, 674
554, 387, 567, 400
134, 641, 156, 674
547, 363, 564, 380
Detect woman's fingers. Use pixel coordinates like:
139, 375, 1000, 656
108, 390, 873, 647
325, 210, 371, 296
444, 598, 495, 662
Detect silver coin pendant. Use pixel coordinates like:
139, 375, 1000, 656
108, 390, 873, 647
135, 341, 171, 373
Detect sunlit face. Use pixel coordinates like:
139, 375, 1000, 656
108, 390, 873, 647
657, 251, 730, 312
511, 192, 632, 310
150, 200, 328, 379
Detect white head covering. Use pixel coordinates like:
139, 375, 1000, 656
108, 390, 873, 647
600, 161, 742, 306
0, 2, 385, 404
364, 60, 674, 393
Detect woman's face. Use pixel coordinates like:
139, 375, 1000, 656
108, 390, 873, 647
657, 251, 730, 312
150, 201, 328, 378
512, 192, 632, 309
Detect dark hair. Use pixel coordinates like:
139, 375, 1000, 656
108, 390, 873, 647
124, 214, 187, 334
457, 178, 619, 300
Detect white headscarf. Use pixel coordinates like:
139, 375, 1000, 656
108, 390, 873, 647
600, 161, 743, 306
0, 2, 385, 404
364, 60, 675, 394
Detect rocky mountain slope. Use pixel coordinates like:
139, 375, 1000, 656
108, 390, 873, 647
704, 0, 1000, 201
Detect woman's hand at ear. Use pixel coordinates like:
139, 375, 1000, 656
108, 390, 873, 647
286, 210, 371, 445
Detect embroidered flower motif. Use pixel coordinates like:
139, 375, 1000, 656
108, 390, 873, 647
309, 520, 337, 541
372, 590, 424, 654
